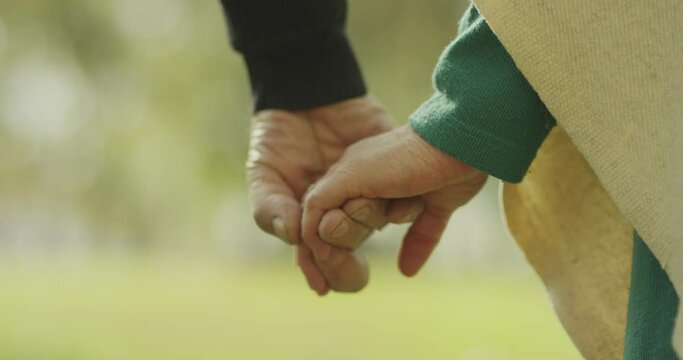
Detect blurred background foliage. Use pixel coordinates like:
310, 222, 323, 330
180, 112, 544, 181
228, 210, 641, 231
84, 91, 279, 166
0, 0, 580, 359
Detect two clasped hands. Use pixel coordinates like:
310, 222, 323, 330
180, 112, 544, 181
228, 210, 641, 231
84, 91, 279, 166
247, 95, 488, 295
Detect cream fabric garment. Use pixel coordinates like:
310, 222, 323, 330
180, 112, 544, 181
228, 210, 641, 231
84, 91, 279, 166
469, 0, 683, 358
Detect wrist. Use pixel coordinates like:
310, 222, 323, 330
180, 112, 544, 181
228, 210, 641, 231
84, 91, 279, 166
405, 125, 486, 183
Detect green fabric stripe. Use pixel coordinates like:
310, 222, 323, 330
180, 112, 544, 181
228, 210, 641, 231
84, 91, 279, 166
624, 232, 680, 359
409, 5, 554, 183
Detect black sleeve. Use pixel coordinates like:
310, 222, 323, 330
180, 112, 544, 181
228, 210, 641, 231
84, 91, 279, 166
220, 0, 367, 111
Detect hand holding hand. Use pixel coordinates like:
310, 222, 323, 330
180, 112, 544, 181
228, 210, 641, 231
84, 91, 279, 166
245, 96, 397, 292
300, 125, 488, 294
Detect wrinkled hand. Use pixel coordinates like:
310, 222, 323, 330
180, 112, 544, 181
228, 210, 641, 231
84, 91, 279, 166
301, 125, 488, 294
302, 195, 424, 294
246, 96, 397, 293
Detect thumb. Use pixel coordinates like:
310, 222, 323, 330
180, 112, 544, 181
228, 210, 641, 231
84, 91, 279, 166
301, 171, 355, 261
302, 125, 464, 260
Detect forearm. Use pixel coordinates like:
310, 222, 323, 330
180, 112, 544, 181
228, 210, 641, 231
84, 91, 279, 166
219, 0, 366, 111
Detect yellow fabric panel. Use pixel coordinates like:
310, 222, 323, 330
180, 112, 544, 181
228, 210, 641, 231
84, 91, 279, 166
502, 129, 632, 359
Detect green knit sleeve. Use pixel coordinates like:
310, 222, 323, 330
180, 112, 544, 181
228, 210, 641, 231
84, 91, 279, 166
624, 232, 679, 359
409, 5, 555, 183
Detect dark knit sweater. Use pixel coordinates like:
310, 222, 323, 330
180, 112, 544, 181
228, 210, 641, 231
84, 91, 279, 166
219, 0, 365, 111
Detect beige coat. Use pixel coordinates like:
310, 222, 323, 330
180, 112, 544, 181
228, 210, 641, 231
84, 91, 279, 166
470, 1, 683, 358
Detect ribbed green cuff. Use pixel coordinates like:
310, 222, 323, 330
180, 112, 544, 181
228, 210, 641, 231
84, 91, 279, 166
410, 92, 550, 183
408, 4, 554, 184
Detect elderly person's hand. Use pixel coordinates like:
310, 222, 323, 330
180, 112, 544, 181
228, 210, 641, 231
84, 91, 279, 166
298, 195, 425, 294
299, 124, 488, 294
247, 96, 402, 293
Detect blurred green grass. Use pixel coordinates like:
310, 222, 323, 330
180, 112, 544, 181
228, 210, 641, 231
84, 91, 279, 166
0, 258, 580, 360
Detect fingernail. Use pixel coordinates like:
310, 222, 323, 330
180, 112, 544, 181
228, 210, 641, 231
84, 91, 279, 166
331, 218, 350, 239
351, 205, 372, 221
272, 218, 291, 244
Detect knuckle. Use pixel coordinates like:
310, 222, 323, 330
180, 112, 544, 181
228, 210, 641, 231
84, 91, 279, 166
303, 191, 321, 210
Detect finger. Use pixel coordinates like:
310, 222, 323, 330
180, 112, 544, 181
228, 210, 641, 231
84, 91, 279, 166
398, 207, 451, 277
298, 241, 368, 294
386, 198, 424, 224
302, 170, 358, 261
248, 164, 301, 245
317, 249, 369, 293
297, 245, 329, 296
301, 207, 333, 262
319, 209, 373, 249
343, 198, 388, 229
